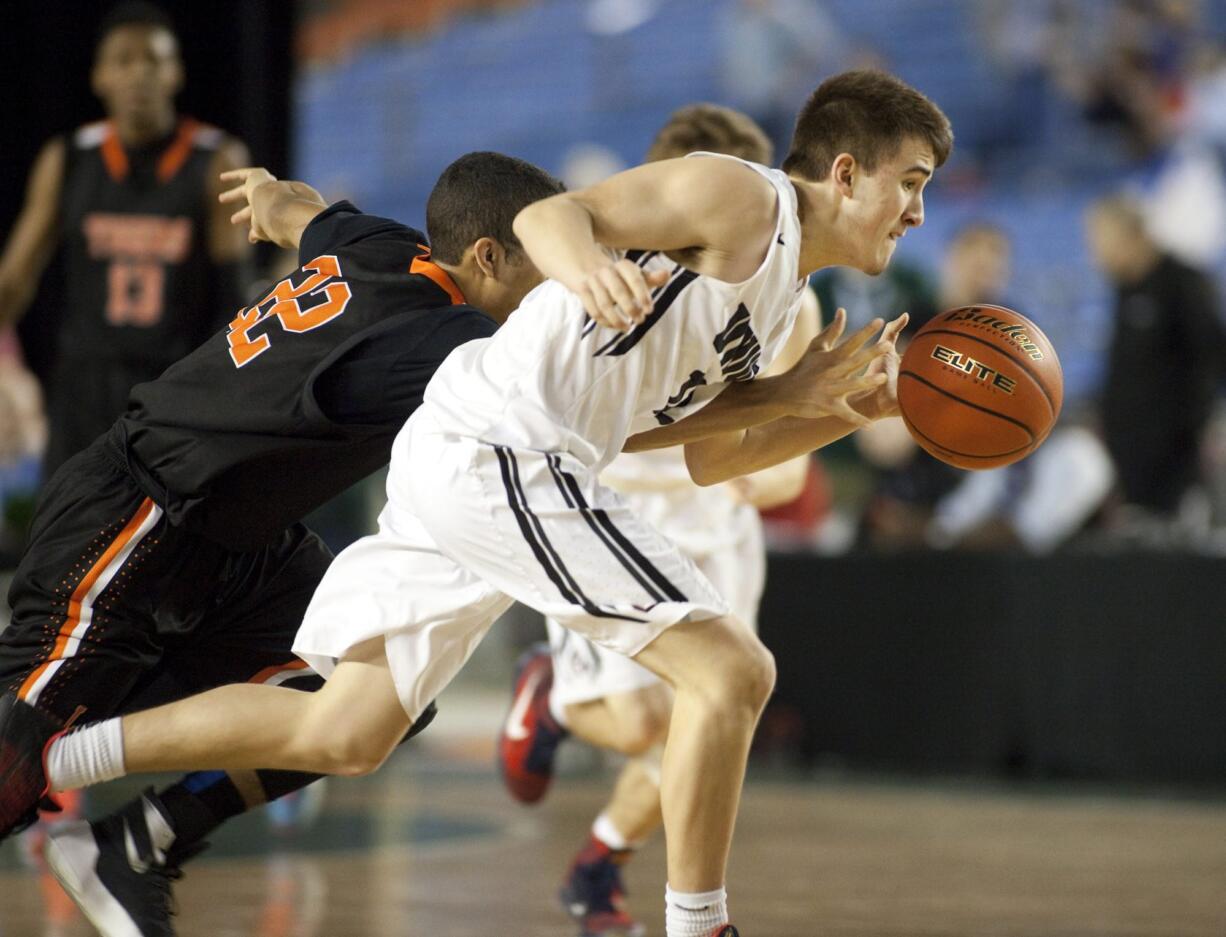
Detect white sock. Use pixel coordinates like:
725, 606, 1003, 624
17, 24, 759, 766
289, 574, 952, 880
46, 719, 126, 792
592, 812, 631, 851
665, 884, 728, 937
548, 685, 570, 730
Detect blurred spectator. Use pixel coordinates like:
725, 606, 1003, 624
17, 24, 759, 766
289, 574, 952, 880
0, 3, 250, 480
937, 221, 1014, 314
0, 329, 46, 564
811, 262, 937, 337
1085, 194, 1225, 519
717, 0, 857, 156
926, 421, 1115, 552
1053, 0, 1197, 157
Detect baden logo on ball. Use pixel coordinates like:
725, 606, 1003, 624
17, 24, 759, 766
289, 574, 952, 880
897, 304, 1063, 470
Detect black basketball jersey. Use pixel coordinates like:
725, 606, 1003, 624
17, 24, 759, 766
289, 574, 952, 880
112, 202, 496, 550
58, 118, 222, 365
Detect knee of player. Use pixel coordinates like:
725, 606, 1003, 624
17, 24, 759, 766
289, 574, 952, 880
321, 735, 394, 777
713, 633, 776, 711
293, 721, 393, 777
619, 698, 671, 755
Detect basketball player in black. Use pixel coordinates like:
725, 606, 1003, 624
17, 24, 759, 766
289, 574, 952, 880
0, 152, 563, 937
0, 2, 251, 478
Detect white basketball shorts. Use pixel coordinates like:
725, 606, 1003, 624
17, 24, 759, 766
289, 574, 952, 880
293, 408, 728, 718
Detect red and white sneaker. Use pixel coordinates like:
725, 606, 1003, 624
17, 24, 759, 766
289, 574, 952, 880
708, 927, 739, 937
497, 644, 567, 804
0, 692, 64, 840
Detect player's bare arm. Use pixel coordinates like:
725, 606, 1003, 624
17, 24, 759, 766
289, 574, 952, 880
513, 156, 778, 330
724, 287, 821, 508
0, 138, 66, 329
682, 313, 909, 485
218, 167, 328, 249
624, 310, 899, 454
205, 137, 254, 262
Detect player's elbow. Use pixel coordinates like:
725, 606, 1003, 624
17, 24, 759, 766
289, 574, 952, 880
684, 445, 734, 487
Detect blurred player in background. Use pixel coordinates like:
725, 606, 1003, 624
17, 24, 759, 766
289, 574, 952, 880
0, 1, 250, 478
496, 103, 819, 937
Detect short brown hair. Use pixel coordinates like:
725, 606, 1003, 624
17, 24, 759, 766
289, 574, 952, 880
782, 70, 953, 180
426, 152, 565, 264
646, 103, 773, 165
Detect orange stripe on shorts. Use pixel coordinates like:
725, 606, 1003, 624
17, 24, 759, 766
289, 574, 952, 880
18, 498, 157, 702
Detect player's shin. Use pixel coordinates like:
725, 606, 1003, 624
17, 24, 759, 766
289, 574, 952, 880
633, 616, 774, 893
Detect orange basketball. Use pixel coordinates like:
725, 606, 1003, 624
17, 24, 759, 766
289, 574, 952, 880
897, 304, 1063, 470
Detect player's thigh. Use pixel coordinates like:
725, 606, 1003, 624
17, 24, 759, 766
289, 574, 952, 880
150, 524, 333, 702
402, 429, 728, 661
299, 636, 413, 761
2, 442, 168, 719
294, 493, 514, 721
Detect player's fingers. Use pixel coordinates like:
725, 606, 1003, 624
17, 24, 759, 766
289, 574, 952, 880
229, 205, 254, 227
219, 167, 271, 183
614, 260, 654, 320
838, 335, 893, 376
600, 267, 647, 325
814, 307, 847, 351
882, 312, 910, 344
218, 184, 249, 205
582, 279, 632, 331
825, 372, 887, 399
834, 317, 884, 358
822, 394, 871, 427
645, 269, 670, 289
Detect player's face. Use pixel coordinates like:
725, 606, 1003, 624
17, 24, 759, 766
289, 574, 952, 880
93, 26, 183, 128
847, 138, 934, 275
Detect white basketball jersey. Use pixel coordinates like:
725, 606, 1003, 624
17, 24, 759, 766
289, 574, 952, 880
422, 155, 808, 471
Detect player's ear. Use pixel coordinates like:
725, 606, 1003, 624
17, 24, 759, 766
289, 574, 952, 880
470, 237, 502, 279
832, 153, 856, 197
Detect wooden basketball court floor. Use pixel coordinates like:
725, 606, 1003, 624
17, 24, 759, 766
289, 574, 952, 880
3, 749, 1225, 937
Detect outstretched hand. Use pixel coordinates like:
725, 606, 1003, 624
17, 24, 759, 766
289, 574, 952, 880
858, 312, 909, 420
774, 309, 909, 425
218, 168, 326, 245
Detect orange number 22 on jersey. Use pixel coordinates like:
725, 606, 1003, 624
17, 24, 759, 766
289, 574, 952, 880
227, 255, 353, 368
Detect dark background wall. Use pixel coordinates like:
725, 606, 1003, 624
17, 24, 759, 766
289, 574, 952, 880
760, 550, 1226, 784
1, 0, 294, 380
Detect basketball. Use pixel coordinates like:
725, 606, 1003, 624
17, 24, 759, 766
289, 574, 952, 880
897, 304, 1063, 470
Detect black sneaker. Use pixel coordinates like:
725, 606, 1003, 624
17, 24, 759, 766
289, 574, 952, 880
0, 691, 63, 839
44, 790, 205, 937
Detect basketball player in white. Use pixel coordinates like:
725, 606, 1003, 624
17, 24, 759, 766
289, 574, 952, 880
495, 103, 819, 937
38, 70, 951, 937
